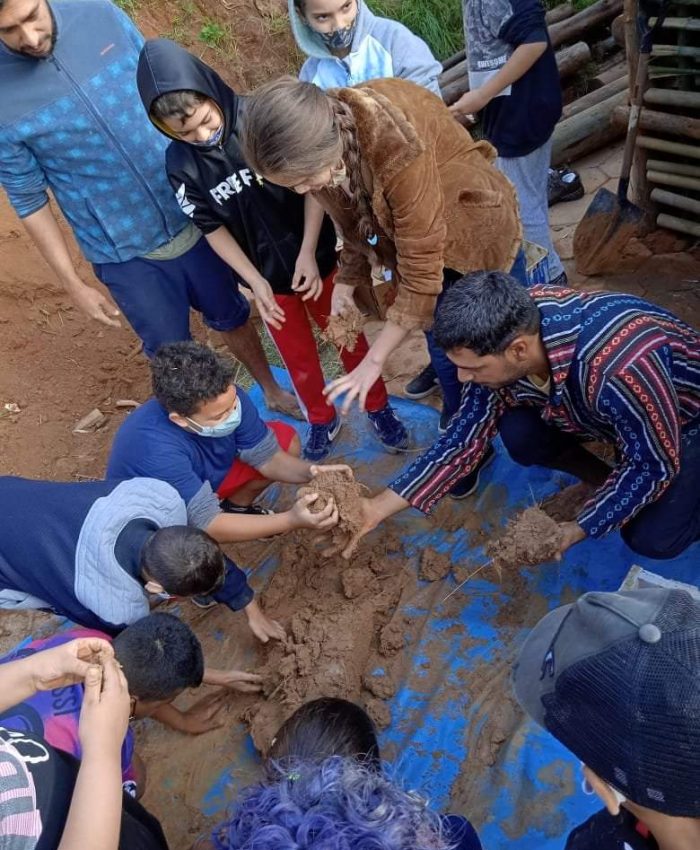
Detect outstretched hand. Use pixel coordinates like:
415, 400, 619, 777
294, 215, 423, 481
323, 358, 382, 413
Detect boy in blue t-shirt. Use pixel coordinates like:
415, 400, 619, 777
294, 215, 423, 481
450, 0, 565, 285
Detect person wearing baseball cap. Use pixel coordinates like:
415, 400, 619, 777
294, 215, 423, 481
514, 589, 700, 850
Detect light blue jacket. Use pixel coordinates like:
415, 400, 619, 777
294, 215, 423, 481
0, 0, 188, 264
290, 0, 442, 94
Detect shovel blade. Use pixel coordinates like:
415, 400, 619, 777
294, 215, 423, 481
573, 188, 644, 275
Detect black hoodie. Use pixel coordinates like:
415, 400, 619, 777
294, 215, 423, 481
136, 39, 336, 294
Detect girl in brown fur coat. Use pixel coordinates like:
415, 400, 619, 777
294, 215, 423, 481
241, 76, 523, 420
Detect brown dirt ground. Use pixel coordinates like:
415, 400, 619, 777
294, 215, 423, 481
1, 3, 699, 847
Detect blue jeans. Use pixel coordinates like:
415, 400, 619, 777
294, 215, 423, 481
499, 407, 700, 560
426, 249, 528, 422
94, 236, 250, 358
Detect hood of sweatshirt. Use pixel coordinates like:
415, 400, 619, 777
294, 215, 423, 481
289, 0, 375, 60
136, 38, 239, 147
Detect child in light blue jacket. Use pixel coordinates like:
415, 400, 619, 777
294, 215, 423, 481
290, 0, 442, 93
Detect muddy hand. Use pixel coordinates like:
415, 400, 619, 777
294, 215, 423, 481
555, 520, 587, 560
291, 491, 339, 531
244, 599, 286, 643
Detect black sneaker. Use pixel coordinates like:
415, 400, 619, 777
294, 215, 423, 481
548, 167, 584, 207
404, 363, 440, 399
303, 414, 342, 462
220, 500, 275, 516
448, 445, 496, 499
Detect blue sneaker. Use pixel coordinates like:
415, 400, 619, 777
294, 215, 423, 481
367, 404, 409, 453
303, 414, 342, 461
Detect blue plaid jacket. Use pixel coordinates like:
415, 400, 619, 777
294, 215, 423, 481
0, 0, 187, 264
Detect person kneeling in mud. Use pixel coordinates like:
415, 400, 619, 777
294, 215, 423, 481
0, 613, 254, 799
193, 697, 482, 850
325, 271, 700, 562
107, 341, 353, 636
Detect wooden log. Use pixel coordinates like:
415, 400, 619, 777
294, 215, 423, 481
549, 0, 623, 49
653, 44, 700, 59
644, 88, 700, 110
556, 41, 593, 77
440, 58, 468, 88
592, 60, 627, 86
441, 50, 465, 74
440, 41, 591, 104
552, 88, 628, 165
612, 105, 700, 140
648, 159, 700, 178
648, 170, 700, 191
651, 189, 700, 214
649, 16, 700, 31
562, 74, 628, 119
611, 13, 625, 45
546, 2, 576, 24
591, 35, 621, 62
657, 213, 700, 238
637, 136, 700, 160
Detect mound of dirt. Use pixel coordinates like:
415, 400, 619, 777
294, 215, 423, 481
242, 531, 415, 754
486, 507, 563, 569
298, 469, 369, 550
541, 482, 596, 522
322, 303, 365, 352
419, 548, 452, 582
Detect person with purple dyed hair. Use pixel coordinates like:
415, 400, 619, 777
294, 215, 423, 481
196, 698, 482, 850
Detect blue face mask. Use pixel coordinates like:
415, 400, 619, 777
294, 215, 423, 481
192, 124, 224, 147
186, 397, 242, 438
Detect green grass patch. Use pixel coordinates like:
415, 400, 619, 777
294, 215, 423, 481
200, 20, 228, 48
366, 0, 464, 60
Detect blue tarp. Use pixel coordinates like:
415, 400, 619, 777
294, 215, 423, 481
240, 372, 698, 849
7, 368, 697, 848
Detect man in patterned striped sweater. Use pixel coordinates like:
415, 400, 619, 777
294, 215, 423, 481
339, 271, 700, 561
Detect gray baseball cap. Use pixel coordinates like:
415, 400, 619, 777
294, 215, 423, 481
513, 588, 700, 816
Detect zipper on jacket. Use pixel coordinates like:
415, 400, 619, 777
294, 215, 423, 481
48, 54, 174, 239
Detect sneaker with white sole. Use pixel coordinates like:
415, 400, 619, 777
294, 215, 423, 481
303, 414, 342, 462
367, 404, 409, 452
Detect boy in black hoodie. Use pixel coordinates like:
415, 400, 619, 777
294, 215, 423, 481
136, 39, 408, 462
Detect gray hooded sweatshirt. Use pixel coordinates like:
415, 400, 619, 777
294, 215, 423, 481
290, 0, 442, 95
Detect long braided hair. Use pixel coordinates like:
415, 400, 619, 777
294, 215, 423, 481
240, 77, 376, 240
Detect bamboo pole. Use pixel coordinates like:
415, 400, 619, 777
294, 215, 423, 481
657, 213, 700, 237
651, 188, 700, 214
648, 170, 700, 191
644, 88, 700, 109
612, 105, 700, 140
647, 159, 700, 178
637, 136, 700, 159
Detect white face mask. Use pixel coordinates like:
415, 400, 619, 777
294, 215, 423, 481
581, 765, 627, 807
186, 397, 242, 438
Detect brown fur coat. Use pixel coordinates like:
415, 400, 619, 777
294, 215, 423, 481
315, 78, 522, 331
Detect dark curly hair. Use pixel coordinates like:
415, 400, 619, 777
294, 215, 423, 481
433, 271, 541, 356
151, 341, 236, 416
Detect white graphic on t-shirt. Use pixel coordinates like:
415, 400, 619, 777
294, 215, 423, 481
175, 183, 195, 217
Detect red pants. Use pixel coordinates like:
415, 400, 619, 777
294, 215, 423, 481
217, 420, 297, 500
266, 270, 388, 424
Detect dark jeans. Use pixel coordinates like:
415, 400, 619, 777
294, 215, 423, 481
427, 248, 529, 422
498, 407, 700, 560
94, 236, 250, 358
